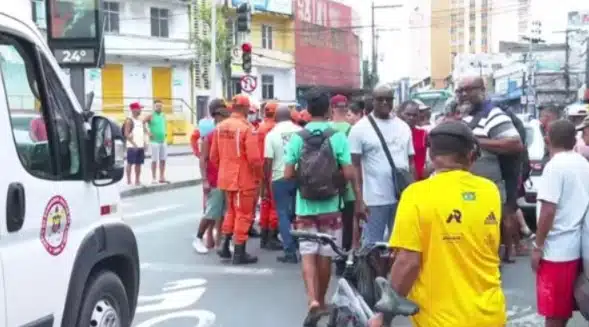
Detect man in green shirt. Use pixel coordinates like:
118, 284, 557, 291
284, 89, 361, 324
329, 94, 356, 276
145, 99, 168, 183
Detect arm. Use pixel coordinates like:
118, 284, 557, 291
388, 187, 422, 296
348, 124, 364, 204
261, 134, 275, 198
534, 165, 561, 252
210, 129, 220, 169
283, 135, 300, 180
124, 119, 138, 148
191, 130, 201, 157
199, 137, 210, 191
479, 114, 523, 154
244, 127, 264, 183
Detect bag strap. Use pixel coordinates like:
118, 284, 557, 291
367, 115, 397, 174
467, 102, 493, 130
298, 128, 336, 141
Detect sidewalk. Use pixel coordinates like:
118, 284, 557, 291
119, 155, 201, 198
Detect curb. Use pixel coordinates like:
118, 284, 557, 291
129, 151, 194, 160
120, 178, 202, 198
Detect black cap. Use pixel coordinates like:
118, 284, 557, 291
429, 121, 477, 145
209, 98, 227, 116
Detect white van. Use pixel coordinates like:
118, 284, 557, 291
0, 5, 139, 327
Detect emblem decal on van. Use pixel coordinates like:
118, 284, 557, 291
40, 195, 71, 256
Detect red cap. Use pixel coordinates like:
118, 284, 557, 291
232, 94, 251, 109
330, 94, 348, 107
129, 102, 143, 111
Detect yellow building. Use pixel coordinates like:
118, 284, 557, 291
229, 0, 296, 101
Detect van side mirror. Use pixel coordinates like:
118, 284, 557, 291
90, 116, 124, 186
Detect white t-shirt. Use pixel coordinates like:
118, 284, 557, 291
264, 121, 302, 181
536, 151, 589, 262
348, 113, 414, 206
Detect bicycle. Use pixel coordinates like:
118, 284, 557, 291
291, 230, 419, 327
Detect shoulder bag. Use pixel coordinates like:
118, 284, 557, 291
367, 115, 414, 199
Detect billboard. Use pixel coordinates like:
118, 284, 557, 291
294, 0, 360, 89
231, 0, 292, 15
45, 0, 105, 67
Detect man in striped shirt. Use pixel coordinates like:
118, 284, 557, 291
456, 76, 524, 263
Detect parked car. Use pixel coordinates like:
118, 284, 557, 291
516, 116, 546, 231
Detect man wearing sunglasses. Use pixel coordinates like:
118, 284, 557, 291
456, 76, 524, 264
349, 84, 415, 247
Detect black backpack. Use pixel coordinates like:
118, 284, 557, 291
503, 110, 531, 182
296, 128, 346, 201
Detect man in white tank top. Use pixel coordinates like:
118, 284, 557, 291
124, 102, 149, 185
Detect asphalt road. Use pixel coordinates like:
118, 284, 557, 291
124, 186, 588, 327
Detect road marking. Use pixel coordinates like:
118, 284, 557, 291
124, 204, 185, 220
135, 310, 216, 327
131, 213, 195, 234
141, 261, 275, 276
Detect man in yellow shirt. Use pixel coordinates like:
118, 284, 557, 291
369, 121, 506, 327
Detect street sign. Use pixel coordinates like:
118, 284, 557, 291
240, 75, 257, 93
231, 46, 242, 61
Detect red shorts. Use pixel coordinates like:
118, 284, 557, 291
537, 258, 581, 319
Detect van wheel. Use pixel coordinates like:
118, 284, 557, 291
76, 271, 131, 327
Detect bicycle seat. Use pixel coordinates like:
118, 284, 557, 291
373, 277, 419, 317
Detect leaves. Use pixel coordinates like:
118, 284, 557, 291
194, 2, 232, 64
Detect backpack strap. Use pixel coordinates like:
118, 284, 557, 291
298, 128, 336, 140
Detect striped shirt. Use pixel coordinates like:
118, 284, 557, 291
462, 106, 519, 183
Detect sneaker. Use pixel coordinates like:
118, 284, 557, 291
192, 238, 209, 254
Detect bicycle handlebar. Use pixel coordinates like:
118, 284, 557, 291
290, 230, 419, 319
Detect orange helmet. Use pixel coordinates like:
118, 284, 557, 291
290, 110, 300, 122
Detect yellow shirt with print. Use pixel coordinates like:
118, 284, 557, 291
389, 170, 506, 327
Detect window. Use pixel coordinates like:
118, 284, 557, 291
150, 7, 169, 38
0, 33, 82, 179
482, 37, 487, 45
261, 75, 274, 99
103, 1, 120, 33
470, 13, 476, 21
262, 24, 273, 49
32, 0, 47, 29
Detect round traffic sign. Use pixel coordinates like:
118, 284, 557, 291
240, 75, 257, 93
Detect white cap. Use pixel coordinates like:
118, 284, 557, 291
566, 103, 588, 117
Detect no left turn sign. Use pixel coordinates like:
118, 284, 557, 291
240, 75, 257, 93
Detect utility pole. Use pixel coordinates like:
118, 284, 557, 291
370, 1, 403, 88
521, 20, 543, 116
223, 0, 232, 98
586, 35, 589, 89
565, 29, 571, 95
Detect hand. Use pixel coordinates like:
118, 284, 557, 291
354, 200, 369, 221
531, 247, 543, 273
367, 313, 384, 327
202, 181, 211, 195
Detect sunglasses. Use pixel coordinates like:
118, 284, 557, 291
374, 96, 394, 103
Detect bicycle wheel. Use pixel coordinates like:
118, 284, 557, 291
355, 254, 379, 308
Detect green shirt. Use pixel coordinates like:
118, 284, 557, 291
330, 121, 355, 202
285, 121, 352, 216
149, 112, 166, 143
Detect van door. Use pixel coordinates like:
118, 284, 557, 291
0, 25, 100, 325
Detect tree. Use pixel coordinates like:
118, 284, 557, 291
194, 1, 232, 94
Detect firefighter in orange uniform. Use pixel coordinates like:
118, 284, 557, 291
210, 95, 263, 264
256, 101, 282, 250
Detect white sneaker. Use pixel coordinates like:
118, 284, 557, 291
192, 238, 209, 254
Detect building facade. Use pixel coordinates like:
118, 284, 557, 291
294, 0, 361, 105
223, 0, 296, 102
33, 0, 195, 122
407, 1, 432, 84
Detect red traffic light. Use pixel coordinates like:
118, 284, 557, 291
241, 43, 252, 53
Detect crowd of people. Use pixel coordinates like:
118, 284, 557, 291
180, 76, 589, 327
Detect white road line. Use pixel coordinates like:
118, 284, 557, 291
124, 204, 185, 220
140, 261, 275, 276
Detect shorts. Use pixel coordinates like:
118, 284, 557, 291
537, 258, 581, 319
150, 142, 167, 161
504, 176, 519, 214
126, 147, 145, 165
295, 212, 342, 258
203, 188, 226, 220
362, 204, 397, 246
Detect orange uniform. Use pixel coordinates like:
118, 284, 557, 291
256, 103, 279, 232
210, 112, 263, 244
